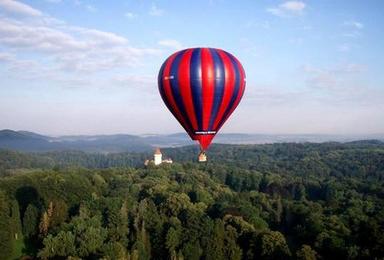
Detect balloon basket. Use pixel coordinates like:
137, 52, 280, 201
198, 151, 207, 162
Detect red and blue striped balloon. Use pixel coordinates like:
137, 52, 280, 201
158, 47, 246, 150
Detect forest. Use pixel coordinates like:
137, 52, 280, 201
0, 140, 383, 259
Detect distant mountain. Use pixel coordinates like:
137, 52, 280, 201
0, 130, 151, 153
0, 129, 383, 153
212, 133, 384, 144
0, 129, 57, 152
142, 133, 194, 147
0, 129, 42, 140
16, 131, 52, 140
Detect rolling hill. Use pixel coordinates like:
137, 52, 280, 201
0, 129, 383, 153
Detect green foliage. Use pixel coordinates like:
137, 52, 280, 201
102, 241, 128, 259
0, 191, 13, 259
258, 231, 291, 259
38, 231, 76, 258
23, 203, 39, 238
204, 219, 225, 260
39, 215, 107, 258
224, 225, 242, 260
296, 244, 317, 260
0, 141, 383, 259
10, 199, 22, 240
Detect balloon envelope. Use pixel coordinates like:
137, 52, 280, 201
158, 47, 246, 150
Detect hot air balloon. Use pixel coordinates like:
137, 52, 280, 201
158, 47, 246, 161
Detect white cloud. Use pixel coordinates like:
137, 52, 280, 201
111, 74, 156, 93
0, 0, 43, 16
337, 43, 351, 52
0, 2, 162, 79
245, 20, 270, 29
303, 63, 364, 75
80, 29, 128, 45
71, 0, 97, 13
341, 21, 363, 39
342, 31, 362, 38
302, 63, 366, 92
44, 0, 62, 3
0, 18, 87, 52
343, 20, 364, 30
267, 1, 306, 17
158, 39, 183, 50
8, 59, 40, 72
334, 63, 365, 73
282, 1, 305, 11
0, 16, 158, 60
308, 73, 339, 90
266, 8, 281, 17
85, 5, 97, 12
244, 84, 307, 106
289, 37, 303, 45
125, 12, 137, 19
239, 38, 266, 58
0, 52, 14, 62
301, 25, 312, 30
149, 3, 164, 16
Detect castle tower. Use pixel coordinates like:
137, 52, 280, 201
154, 148, 162, 165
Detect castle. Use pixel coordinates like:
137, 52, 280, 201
144, 148, 173, 166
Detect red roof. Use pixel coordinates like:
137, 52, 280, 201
154, 148, 162, 155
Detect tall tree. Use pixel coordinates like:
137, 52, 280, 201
49, 200, 68, 228
296, 245, 318, 260
205, 219, 225, 260
224, 225, 242, 260
258, 231, 291, 259
10, 200, 22, 240
38, 231, 76, 258
23, 203, 39, 238
0, 191, 13, 259
39, 211, 50, 237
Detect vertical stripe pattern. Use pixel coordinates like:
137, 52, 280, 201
158, 47, 246, 149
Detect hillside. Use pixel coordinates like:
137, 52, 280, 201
0, 130, 152, 153
1, 129, 383, 153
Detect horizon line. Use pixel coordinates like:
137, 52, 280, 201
1, 129, 384, 138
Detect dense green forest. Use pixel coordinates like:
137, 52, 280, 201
0, 141, 384, 259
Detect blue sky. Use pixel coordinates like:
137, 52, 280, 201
0, 0, 383, 135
